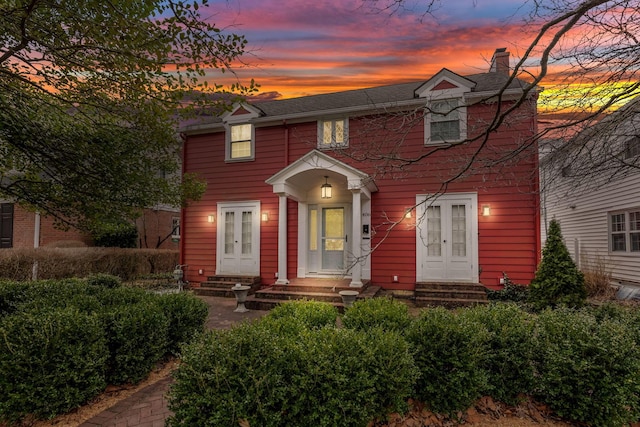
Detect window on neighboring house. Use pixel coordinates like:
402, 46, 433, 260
318, 118, 348, 148
426, 98, 466, 144
610, 209, 640, 253
227, 123, 254, 161
624, 136, 640, 159
171, 217, 180, 239
0, 203, 13, 248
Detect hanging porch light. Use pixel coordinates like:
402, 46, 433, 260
321, 175, 332, 199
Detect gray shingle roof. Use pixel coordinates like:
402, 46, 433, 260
183, 70, 529, 131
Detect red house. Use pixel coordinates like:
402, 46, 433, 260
180, 49, 541, 301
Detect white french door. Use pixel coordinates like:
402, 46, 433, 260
217, 201, 260, 275
416, 194, 478, 282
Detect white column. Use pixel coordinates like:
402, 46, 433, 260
350, 189, 363, 287
275, 194, 289, 285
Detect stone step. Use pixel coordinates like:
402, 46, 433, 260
205, 275, 261, 285
254, 288, 344, 303
270, 283, 361, 293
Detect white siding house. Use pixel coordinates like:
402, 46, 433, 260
540, 99, 640, 286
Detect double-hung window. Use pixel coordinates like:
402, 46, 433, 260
227, 123, 254, 161
624, 136, 640, 159
610, 210, 640, 253
318, 118, 348, 148
426, 98, 465, 144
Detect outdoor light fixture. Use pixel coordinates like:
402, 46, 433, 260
404, 208, 412, 219
482, 205, 491, 217
261, 212, 269, 222
321, 176, 332, 199
207, 214, 215, 223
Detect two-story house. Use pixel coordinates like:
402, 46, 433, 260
180, 49, 541, 296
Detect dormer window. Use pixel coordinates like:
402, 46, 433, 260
318, 118, 348, 148
425, 98, 466, 145
227, 123, 254, 161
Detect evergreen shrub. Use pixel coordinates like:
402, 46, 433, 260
100, 300, 169, 384
168, 316, 418, 427
406, 307, 489, 414
0, 308, 107, 423
342, 296, 412, 333
87, 273, 122, 288
529, 219, 587, 310
265, 299, 338, 329
533, 307, 640, 426
157, 292, 209, 355
461, 303, 536, 404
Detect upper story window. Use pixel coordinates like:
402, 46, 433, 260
171, 217, 180, 239
425, 98, 466, 145
227, 123, 254, 161
610, 209, 640, 253
318, 118, 348, 148
624, 136, 640, 159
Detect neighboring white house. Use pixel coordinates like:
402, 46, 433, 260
540, 98, 640, 286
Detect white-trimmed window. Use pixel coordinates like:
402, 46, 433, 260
171, 217, 180, 239
425, 98, 466, 144
610, 209, 640, 253
227, 123, 254, 161
624, 136, 640, 159
318, 118, 348, 148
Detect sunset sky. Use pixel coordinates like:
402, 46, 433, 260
203, 0, 542, 100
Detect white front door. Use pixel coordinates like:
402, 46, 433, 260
307, 205, 349, 274
416, 194, 478, 282
217, 202, 260, 275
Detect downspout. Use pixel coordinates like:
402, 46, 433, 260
179, 132, 187, 268
283, 119, 289, 166
32, 211, 40, 280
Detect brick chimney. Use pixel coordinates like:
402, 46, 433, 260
490, 48, 510, 76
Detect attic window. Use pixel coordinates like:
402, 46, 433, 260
425, 98, 466, 145
318, 119, 348, 148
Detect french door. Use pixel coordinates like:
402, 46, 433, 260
416, 194, 478, 282
217, 202, 260, 275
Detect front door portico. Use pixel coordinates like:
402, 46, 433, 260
266, 150, 377, 287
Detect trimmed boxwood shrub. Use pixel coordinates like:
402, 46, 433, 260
86, 273, 122, 288
265, 299, 339, 329
100, 300, 169, 384
157, 292, 209, 355
461, 303, 536, 404
342, 296, 412, 333
406, 307, 489, 415
168, 317, 418, 427
0, 308, 107, 423
533, 307, 640, 426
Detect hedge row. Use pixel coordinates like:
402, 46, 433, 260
0, 247, 178, 281
168, 298, 640, 427
0, 278, 208, 424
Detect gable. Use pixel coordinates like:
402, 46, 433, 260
221, 102, 263, 124
414, 68, 476, 100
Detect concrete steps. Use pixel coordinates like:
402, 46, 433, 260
192, 275, 261, 298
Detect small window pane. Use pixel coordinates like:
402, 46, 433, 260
224, 212, 234, 254
451, 204, 466, 257
430, 99, 460, 141
612, 234, 626, 252
231, 124, 251, 142
231, 140, 251, 158
335, 120, 345, 144
241, 211, 252, 255
630, 211, 640, 231
631, 233, 640, 252
611, 214, 625, 232
427, 206, 442, 257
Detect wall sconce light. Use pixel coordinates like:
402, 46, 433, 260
482, 205, 491, 217
404, 208, 412, 219
321, 175, 332, 199
207, 214, 215, 223
261, 212, 269, 222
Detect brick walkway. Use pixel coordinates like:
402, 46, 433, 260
80, 296, 268, 427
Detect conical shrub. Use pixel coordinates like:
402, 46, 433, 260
529, 219, 586, 310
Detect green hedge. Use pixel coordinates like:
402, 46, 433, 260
342, 296, 412, 333
0, 308, 107, 423
533, 307, 640, 426
168, 316, 418, 427
0, 279, 207, 424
